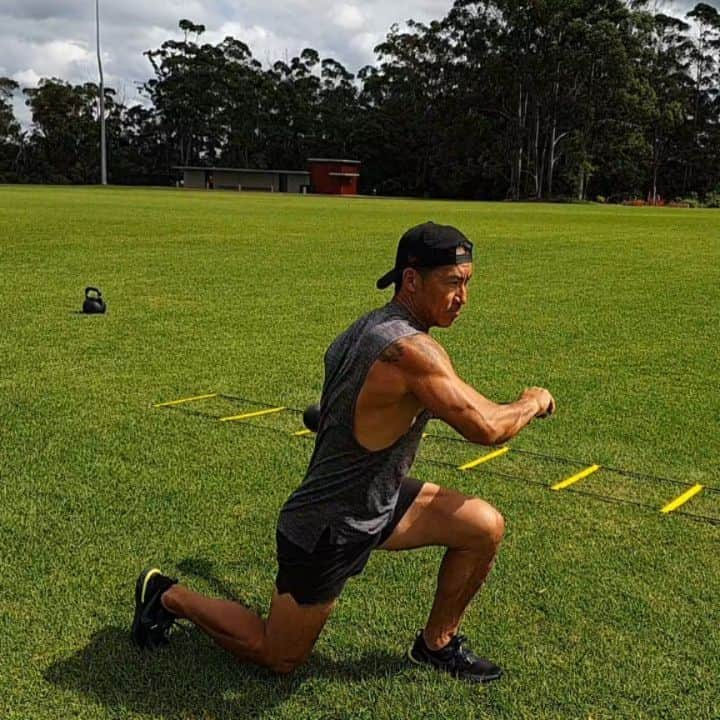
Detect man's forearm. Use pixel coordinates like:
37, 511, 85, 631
486, 399, 539, 444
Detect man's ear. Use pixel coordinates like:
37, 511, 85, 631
402, 267, 419, 292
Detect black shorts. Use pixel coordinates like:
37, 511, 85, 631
275, 477, 424, 606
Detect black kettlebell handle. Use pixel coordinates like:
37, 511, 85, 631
85, 286, 102, 298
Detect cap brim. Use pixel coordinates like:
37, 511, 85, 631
376, 269, 397, 289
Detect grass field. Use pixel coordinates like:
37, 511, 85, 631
1, 185, 719, 720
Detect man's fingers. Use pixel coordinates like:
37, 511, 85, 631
523, 387, 555, 419
536, 393, 555, 419
542, 396, 555, 418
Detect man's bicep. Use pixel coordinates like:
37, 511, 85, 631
405, 358, 497, 441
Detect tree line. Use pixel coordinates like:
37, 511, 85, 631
1, 1, 719, 202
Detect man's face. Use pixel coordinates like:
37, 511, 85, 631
413, 260, 473, 328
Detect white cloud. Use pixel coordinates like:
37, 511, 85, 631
43, 39, 89, 65
332, 4, 365, 30
0, 0, 450, 96
213, 21, 269, 41
206, 21, 273, 49
351, 31, 380, 56
4, 38, 91, 83
12, 68, 41, 87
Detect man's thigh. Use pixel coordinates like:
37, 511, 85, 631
264, 589, 337, 672
378, 482, 503, 552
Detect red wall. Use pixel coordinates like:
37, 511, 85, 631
308, 160, 361, 195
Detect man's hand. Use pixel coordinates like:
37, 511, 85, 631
520, 387, 556, 419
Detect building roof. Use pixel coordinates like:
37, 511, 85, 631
307, 158, 362, 165
173, 166, 310, 175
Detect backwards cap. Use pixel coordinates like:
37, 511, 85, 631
376, 221, 473, 290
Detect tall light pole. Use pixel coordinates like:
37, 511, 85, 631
96, 0, 107, 185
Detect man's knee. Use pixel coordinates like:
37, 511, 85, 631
490, 507, 505, 545
466, 500, 505, 550
266, 652, 308, 676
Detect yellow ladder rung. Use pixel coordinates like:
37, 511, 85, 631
154, 393, 217, 408
219, 407, 286, 422
293, 429, 313, 436
660, 484, 703, 514
552, 464, 601, 491
458, 447, 509, 471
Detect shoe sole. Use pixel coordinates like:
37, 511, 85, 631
131, 567, 162, 648
407, 644, 503, 684
407, 645, 423, 666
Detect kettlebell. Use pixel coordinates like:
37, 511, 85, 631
82, 286, 107, 314
302, 403, 321, 432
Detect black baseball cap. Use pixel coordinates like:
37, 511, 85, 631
376, 221, 473, 290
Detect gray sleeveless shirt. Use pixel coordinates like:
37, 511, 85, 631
277, 301, 432, 552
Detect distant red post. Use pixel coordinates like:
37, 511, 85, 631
307, 158, 361, 195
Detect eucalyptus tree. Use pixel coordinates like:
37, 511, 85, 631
636, 11, 694, 201
262, 49, 322, 169
215, 37, 265, 168
107, 103, 172, 184
561, 2, 652, 200
316, 58, 359, 158
439, 0, 651, 200
143, 21, 227, 166
438, 1, 507, 197
0, 78, 20, 177
23, 78, 113, 183
359, 19, 466, 196
683, 3, 720, 194
0, 78, 19, 142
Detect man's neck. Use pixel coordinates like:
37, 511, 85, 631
391, 295, 430, 332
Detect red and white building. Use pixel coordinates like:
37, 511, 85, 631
307, 158, 361, 195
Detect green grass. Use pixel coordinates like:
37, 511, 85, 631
1, 185, 719, 720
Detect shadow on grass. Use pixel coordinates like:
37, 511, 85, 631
45, 559, 407, 717
45, 626, 407, 719
176, 557, 246, 601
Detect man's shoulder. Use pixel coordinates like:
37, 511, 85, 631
378, 333, 447, 370
327, 305, 382, 350
330, 304, 405, 345
327, 304, 440, 368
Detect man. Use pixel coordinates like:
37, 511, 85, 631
132, 221, 555, 683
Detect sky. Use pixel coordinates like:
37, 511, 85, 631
0, 0, 707, 126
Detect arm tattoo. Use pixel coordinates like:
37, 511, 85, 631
379, 342, 404, 363
380, 336, 447, 366
413, 336, 445, 365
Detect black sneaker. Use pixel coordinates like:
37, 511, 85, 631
408, 631, 503, 683
131, 568, 178, 649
